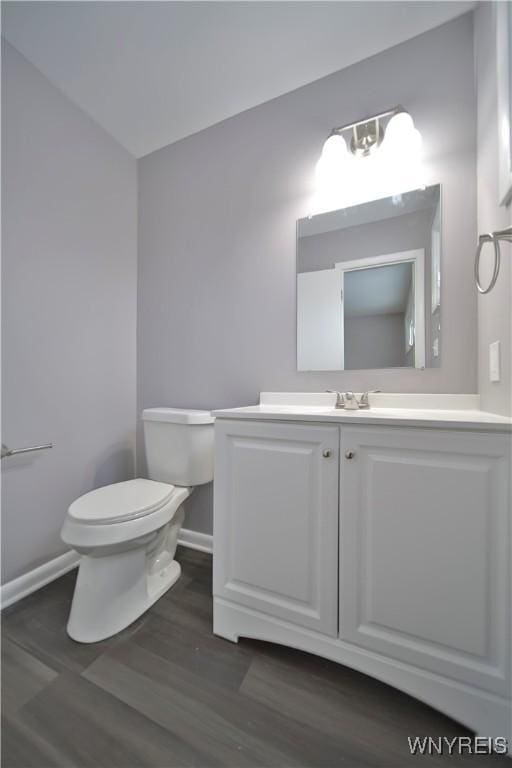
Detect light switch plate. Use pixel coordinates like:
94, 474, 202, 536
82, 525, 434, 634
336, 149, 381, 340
489, 340, 501, 382
432, 338, 439, 358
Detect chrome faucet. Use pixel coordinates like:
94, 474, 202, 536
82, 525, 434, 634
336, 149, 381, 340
326, 390, 345, 409
326, 390, 381, 409
358, 390, 381, 408
343, 392, 359, 410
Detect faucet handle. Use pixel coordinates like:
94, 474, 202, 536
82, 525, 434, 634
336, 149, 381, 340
326, 390, 345, 408
359, 390, 381, 407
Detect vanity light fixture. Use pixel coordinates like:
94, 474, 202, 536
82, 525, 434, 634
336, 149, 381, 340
314, 106, 424, 212
321, 106, 418, 160
326, 107, 394, 157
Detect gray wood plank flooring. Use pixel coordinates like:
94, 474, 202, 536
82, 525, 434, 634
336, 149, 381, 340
2, 547, 507, 768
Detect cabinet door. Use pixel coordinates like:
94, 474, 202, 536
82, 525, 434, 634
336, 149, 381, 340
340, 426, 510, 695
214, 420, 339, 636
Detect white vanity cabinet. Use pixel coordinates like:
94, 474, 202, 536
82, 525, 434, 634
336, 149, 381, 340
212, 401, 511, 741
339, 426, 510, 697
213, 419, 339, 635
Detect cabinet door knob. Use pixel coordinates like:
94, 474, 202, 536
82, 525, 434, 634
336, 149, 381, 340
322, 449, 332, 458
345, 450, 355, 460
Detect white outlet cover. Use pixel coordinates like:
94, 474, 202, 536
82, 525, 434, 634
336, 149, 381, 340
489, 340, 501, 383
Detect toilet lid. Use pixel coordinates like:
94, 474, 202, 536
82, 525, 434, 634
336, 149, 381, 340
68, 479, 176, 525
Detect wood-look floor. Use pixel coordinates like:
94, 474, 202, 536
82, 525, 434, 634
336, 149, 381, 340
1, 548, 507, 768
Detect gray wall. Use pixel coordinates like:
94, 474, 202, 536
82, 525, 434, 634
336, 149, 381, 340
297, 210, 431, 273
137, 14, 477, 534
474, 3, 512, 417
345, 313, 407, 370
1, 42, 138, 582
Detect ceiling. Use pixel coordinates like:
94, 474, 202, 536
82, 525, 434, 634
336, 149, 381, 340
2, 1, 473, 158
344, 262, 412, 318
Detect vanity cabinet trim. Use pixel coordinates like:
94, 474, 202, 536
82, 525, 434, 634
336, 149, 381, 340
214, 596, 511, 742
213, 419, 339, 636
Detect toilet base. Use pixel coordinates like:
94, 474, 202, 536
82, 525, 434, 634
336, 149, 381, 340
67, 547, 182, 644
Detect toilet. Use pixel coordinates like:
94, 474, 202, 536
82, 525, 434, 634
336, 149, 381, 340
60, 407, 214, 643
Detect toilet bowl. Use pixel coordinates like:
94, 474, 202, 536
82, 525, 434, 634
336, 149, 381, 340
61, 407, 214, 643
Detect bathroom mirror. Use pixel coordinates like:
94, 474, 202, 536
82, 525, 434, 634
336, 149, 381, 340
297, 184, 441, 371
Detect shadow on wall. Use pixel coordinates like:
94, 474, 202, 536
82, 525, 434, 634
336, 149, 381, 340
91, 442, 135, 492
183, 482, 213, 534
0, 451, 49, 474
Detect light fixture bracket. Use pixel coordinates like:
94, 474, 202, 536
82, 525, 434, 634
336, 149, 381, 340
329, 106, 404, 157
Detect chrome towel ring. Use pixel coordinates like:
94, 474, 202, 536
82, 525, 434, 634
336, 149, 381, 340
475, 226, 512, 294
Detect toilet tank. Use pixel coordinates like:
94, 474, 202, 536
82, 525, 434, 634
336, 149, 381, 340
142, 408, 215, 487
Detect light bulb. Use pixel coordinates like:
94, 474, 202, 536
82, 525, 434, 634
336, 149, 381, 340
321, 133, 348, 162
315, 154, 331, 186
312, 111, 424, 213
384, 111, 415, 145
315, 133, 349, 207
408, 128, 422, 154
382, 112, 423, 166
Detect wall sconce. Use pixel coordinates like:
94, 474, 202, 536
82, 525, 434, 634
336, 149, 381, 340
314, 106, 424, 212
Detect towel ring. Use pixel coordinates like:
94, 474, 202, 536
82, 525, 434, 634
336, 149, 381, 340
475, 234, 500, 294
474, 227, 512, 294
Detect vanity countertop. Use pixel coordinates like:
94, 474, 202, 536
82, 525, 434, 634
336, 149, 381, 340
212, 393, 512, 432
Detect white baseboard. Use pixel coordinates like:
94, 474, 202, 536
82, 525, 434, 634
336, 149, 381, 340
1, 550, 80, 610
0, 529, 212, 610
178, 527, 213, 554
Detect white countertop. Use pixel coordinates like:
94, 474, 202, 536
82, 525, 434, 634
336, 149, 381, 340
212, 393, 512, 432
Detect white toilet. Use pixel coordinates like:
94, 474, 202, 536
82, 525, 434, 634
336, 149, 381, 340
61, 407, 214, 643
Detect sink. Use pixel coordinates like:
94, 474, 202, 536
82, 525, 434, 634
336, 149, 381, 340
211, 392, 512, 432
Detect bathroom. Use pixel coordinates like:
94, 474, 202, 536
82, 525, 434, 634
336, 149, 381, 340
1, 0, 511, 764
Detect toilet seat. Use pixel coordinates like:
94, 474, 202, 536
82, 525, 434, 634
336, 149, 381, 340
68, 479, 175, 525
62, 481, 191, 550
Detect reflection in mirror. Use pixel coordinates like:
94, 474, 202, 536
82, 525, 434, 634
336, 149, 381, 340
344, 261, 417, 370
297, 184, 441, 371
